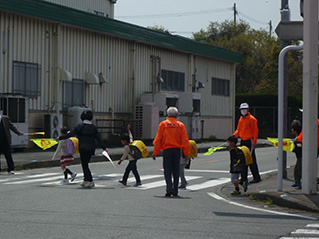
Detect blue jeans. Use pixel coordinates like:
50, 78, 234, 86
163, 148, 180, 194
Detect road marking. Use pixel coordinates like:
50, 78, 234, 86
133, 176, 202, 190
306, 224, 319, 227
186, 169, 229, 173
187, 178, 230, 191
292, 229, 319, 234
126, 175, 162, 183
208, 192, 317, 220
280, 237, 319, 239
4, 175, 65, 184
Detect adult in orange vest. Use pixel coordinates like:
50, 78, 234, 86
233, 103, 261, 183
153, 107, 191, 197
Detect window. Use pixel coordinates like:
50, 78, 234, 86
12, 61, 41, 98
63, 79, 85, 110
211, 77, 230, 96
161, 70, 185, 92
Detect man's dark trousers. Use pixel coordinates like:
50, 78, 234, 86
241, 139, 261, 182
163, 148, 180, 194
0, 140, 14, 172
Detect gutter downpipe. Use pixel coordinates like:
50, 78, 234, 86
278, 44, 303, 191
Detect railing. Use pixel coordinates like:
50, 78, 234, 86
95, 118, 142, 137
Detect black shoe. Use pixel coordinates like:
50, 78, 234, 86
118, 180, 127, 186
165, 192, 172, 197
250, 179, 261, 184
172, 192, 178, 197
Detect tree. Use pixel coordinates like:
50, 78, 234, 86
193, 20, 303, 97
147, 25, 170, 34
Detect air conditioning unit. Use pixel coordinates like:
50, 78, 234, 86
135, 103, 159, 139
44, 114, 63, 138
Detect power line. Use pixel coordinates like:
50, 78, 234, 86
117, 7, 232, 19
237, 10, 268, 25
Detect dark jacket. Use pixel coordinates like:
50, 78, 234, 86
229, 147, 245, 174
59, 122, 106, 152
0, 115, 21, 145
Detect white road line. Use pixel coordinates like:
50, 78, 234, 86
306, 224, 319, 228
208, 192, 317, 220
133, 176, 202, 190
126, 175, 163, 183
186, 169, 229, 173
187, 178, 230, 190
292, 229, 319, 234
4, 175, 65, 185
0, 173, 61, 183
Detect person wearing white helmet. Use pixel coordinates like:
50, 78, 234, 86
233, 103, 261, 184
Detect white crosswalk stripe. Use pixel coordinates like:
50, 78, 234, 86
0, 171, 232, 192
280, 224, 319, 239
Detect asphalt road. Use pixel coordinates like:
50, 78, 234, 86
0, 148, 316, 239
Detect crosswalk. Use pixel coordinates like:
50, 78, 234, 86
280, 224, 319, 238
0, 171, 230, 191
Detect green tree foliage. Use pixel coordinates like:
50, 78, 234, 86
193, 20, 303, 97
147, 25, 170, 34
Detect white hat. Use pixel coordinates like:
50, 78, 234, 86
239, 103, 249, 109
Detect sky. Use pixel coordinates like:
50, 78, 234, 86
114, 0, 303, 38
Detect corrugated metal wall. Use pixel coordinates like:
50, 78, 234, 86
43, 0, 113, 17
0, 12, 55, 111
0, 10, 236, 140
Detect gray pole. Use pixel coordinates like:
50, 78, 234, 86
233, 3, 237, 26
278, 45, 303, 191
302, 0, 318, 195
280, 0, 289, 179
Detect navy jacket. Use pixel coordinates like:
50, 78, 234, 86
59, 122, 106, 152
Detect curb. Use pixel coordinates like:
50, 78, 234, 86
249, 192, 319, 213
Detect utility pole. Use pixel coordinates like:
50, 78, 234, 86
233, 3, 237, 26
302, 0, 318, 195
269, 20, 272, 36
280, 0, 289, 179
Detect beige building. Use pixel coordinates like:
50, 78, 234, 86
0, 0, 241, 147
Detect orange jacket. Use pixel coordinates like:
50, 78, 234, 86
297, 119, 319, 148
233, 112, 258, 145
153, 117, 191, 156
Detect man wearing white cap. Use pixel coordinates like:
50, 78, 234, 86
233, 103, 261, 183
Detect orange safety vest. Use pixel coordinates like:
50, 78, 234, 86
153, 117, 190, 156
233, 112, 258, 145
297, 119, 319, 148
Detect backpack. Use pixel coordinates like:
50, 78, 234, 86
63, 137, 79, 155
129, 140, 149, 160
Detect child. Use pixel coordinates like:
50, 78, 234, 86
57, 110, 108, 188
52, 127, 77, 184
227, 136, 248, 195
179, 151, 189, 189
118, 132, 142, 187
291, 119, 302, 188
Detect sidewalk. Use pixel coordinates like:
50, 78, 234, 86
2, 139, 319, 214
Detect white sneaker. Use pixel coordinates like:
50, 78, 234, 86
62, 178, 69, 184
80, 181, 86, 187
8, 171, 15, 175
85, 181, 95, 188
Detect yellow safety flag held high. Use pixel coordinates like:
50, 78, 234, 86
30, 138, 58, 150
266, 137, 293, 152
204, 147, 226, 156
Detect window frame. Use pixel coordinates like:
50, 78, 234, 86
62, 79, 86, 111
161, 69, 185, 92
211, 77, 230, 97
12, 61, 41, 98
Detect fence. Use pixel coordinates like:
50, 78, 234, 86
235, 107, 302, 138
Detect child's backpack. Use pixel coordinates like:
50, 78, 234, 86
237, 146, 253, 165
63, 137, 79, 155
129, 140, 149, 160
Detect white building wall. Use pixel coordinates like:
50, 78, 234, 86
0, 12, 55, 112
43, 0, 114, 18
0, 10, 237, 140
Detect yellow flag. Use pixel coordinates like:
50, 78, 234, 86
266, 137, 293, 152
204, 147, 227, 155
30, 138, 58, 150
